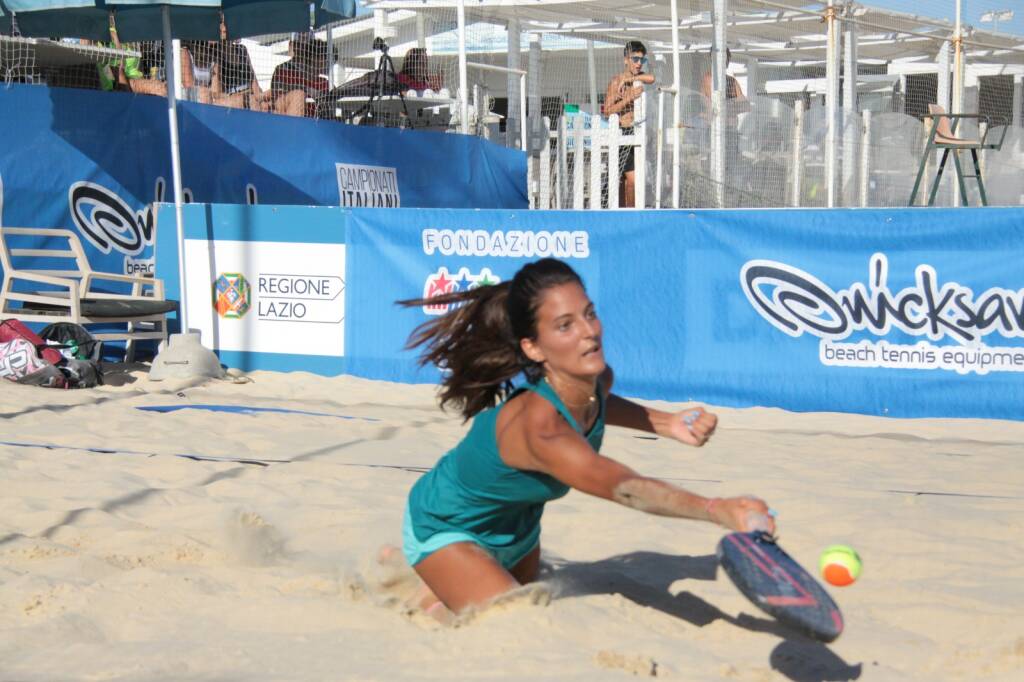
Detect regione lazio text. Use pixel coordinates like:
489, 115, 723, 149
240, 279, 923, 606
158, 203, 1024, 422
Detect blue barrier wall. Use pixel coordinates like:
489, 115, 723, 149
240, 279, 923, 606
0, 84, 526, 280
160, 204, 1024, 420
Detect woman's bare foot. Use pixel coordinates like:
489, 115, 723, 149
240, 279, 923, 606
375, 544, 445, 614
425, 599, 455, 624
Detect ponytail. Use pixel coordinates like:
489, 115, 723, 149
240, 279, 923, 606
399, 282, 524, 419
398, 258, 584, 420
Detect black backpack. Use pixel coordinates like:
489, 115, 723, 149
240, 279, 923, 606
38, 323, 104, 388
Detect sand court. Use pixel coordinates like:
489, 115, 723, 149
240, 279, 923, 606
1, 369, 1022, 680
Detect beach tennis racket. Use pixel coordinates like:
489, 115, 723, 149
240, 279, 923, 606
717, 531, 844, 643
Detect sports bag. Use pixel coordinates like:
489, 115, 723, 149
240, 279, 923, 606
0, 320, 102, 388
39, 322, 103, 362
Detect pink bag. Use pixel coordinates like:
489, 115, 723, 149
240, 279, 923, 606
0, 320, 67, 387
0, 319, 63, 364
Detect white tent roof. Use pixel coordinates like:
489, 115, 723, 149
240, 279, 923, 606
359, 0, 1024, 65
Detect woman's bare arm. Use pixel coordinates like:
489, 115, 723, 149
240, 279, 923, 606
520, 406, 771, 532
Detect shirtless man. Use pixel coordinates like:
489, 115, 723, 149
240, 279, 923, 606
603, 41, 655, 208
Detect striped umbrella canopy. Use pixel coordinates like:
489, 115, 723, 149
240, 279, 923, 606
0, 0, 355, 40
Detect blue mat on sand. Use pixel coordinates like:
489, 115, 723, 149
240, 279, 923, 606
136, 404, 379, 421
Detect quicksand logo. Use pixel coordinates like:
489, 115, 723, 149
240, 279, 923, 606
741, 253, 1024, 375
422, 266, 500, 315
69, 179, 166, 256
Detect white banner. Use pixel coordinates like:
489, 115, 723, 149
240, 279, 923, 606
184, 240, 345, 357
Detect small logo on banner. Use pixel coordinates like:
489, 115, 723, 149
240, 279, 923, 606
741, 253, 1024, 375
422, 266, 501, 315
214, 273, 252, 319
336, 163, 400, 208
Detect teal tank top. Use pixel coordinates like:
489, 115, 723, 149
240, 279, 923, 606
407, 378, 606, 555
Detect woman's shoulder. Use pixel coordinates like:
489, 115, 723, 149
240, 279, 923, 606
501, 386, 568, 435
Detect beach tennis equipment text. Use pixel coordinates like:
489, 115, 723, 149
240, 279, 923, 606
742, 253, 1024, 375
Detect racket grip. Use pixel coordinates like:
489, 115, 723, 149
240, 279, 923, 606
744, 511, 773, 533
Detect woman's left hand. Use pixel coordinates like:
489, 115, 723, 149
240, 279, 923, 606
668, 407, 717, 446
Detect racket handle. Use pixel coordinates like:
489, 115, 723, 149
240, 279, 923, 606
744, 511, 773, 533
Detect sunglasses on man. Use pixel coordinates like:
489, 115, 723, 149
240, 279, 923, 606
630, 56, 648, 64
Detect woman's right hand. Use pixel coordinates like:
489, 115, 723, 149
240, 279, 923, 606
708, 496, 776, 535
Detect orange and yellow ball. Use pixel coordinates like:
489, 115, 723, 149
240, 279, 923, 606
819, 545, 862, 586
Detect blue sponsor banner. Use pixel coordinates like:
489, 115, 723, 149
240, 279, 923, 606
0, 84, 525, 280
347, 207, 1024, 421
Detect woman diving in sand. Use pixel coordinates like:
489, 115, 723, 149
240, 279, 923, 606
392, 258, 776, 618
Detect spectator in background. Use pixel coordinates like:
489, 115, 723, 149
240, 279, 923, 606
397, 48, 443, 92
700, 47, 751, 176
208, 17, 273, 111
104, 27, 198, 99
213, 40, 272, 111
271, 33, 329, 117
181, 40, 216, 103
603, 40, 655, 208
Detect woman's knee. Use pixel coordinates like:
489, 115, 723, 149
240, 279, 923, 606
413, 542, 518, 613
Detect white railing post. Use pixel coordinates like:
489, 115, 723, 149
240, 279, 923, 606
532, 151, 540, 206
572, 116, 585, 209
590, 122, 603, 209
825, 0, 840, 207
860, 109, 871, 207
791, 99, 804, 207
670, 0, 682, 208
634, 86, 647, 208
587, 40, 599, 116
842, 5, 858, 207
506, 16, 521, 148
539, 116, 552, 209
712, 0, 727, 208
456, 0, 469, 135
656, 90, 665, 209
558, 115, 568, 208
608, 114, 621, 209
520, 74, 527, 152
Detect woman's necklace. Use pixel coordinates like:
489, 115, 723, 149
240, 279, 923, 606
547, 376, 597, 410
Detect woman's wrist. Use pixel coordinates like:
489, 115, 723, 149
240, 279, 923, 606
703, 497, 722, 524
649, 409, 675, 438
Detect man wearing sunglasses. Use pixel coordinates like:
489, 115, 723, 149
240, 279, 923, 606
603, 41, 655, 208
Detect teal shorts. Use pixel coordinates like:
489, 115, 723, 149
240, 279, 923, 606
402, 506, 540, 570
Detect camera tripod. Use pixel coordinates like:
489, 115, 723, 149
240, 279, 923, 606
349, 37, 414, 129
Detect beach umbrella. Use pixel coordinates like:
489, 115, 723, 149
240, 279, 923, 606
0, 0, 356, 333
1, 1, 354, 42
